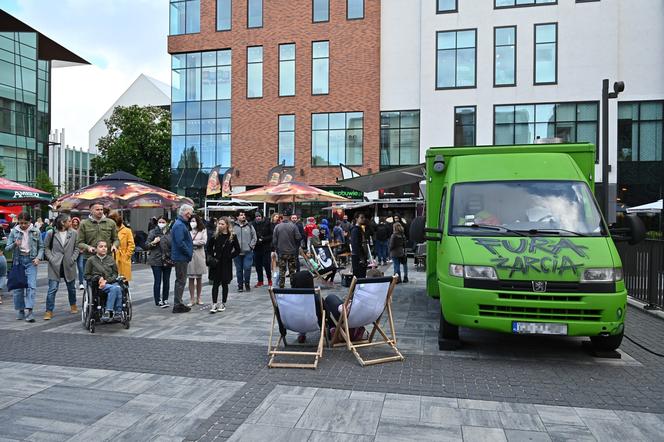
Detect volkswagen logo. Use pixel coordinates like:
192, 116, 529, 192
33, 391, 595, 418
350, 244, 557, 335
532, 281, 547, 292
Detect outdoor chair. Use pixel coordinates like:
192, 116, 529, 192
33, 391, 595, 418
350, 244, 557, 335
268, 287, 326, 369
330, 275, 404, 366
300, 245, 338, 286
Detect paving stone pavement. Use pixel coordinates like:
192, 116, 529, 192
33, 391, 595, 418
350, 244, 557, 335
0, 263, 663, 441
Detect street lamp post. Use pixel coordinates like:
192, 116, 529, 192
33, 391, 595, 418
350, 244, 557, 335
601, 79, 624, 222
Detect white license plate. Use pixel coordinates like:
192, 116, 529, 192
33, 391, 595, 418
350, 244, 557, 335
512, 322, 568, 335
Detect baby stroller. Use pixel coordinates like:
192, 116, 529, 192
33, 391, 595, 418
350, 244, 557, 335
81, 276, 132, 333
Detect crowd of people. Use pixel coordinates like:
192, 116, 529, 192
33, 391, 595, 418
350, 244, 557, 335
0, 203, 411, 322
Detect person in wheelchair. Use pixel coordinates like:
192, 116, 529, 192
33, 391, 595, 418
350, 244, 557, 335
84, 239, 124, 322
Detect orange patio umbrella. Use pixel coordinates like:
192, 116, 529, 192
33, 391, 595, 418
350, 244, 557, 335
233, 181, 349, 207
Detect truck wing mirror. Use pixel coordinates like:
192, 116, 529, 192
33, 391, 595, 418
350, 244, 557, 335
610, 214, 646, 245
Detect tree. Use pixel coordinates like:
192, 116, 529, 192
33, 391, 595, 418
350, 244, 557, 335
91, 105, 171, 188
33, 170, 58, 219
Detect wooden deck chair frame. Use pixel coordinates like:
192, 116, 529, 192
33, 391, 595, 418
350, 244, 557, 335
330, 275, 404, 366
268, 287, 326, 369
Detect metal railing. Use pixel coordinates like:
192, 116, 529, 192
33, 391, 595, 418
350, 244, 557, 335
616, 240, 664, 309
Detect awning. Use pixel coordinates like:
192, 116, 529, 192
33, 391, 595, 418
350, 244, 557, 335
626, 199, 663, 214
321, 202, 375, 211
337, 164, 425, 192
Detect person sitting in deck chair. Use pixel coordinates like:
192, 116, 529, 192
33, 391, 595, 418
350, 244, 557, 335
291, 271, 323, 344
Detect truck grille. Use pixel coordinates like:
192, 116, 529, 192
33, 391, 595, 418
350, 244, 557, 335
497, 293, 582, 302
478, 304, 602, 321
465, 279, 615, 293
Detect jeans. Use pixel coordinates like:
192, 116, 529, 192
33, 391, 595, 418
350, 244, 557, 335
174, 261, 188, 305
46, 279, 77, 311
375, 240, 388, 263
212, 280, 229, 304
393, 256, 408, 278
151, 265, 171, 305
101, 283, 123, 312
234, 251, 253, 286
76, 255, 85, 285
254, 247, 271, 283
13, 255, 37, 311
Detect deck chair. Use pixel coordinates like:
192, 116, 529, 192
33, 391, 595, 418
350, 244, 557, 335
268, 287, 326, 369
301, 245, 338, 286
330, 275, 404, 366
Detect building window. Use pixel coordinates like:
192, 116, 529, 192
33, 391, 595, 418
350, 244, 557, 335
312, 112, 363, 166
380, 110, 420, 169
171, 49, 233, 177
454, 107, 476, 146
618, 102, 664, 162
436, 29, 476, 89
494, 102, 598, 154
495, 0, 556, 8
279, 44, 296, 97
248, 0, 262, 28
279, 115, 295, 166
313, 0, 329, 22
247, 46, 263, 98
437, 0, 458, 13
494, 26, 516, 87
534, 23, 557, 85
312, 41, 329, 95
170, 0, 200, 35
217, 0, 232, 31
347, 0, 364, 19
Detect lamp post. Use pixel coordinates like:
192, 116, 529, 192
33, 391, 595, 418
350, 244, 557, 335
601, 79, 624, 222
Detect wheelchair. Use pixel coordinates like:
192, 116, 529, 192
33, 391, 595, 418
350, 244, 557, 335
81, 276, 132, 333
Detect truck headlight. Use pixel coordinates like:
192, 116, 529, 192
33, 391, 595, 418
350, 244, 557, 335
580, 268, 623, 282
449, 264, 498, 280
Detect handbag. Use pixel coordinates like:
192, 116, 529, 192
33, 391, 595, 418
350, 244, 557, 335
206, 256, 218, 267
7, 256, 28, 291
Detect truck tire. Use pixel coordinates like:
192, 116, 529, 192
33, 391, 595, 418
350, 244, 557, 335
439, 308, 461, 350
590, 332, 623, 351
410, 216, 425, 244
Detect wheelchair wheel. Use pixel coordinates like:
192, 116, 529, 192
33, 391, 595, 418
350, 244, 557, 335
125, 289, 133, 322
81, 287, 93, 330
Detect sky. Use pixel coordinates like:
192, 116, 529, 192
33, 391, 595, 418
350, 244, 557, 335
3, 0, 171, 149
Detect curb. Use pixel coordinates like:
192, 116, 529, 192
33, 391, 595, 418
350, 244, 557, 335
627, 296, 664, 321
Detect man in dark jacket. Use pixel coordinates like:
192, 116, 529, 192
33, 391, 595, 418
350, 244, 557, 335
171, 204, 194, 313
252, 211, 273, 287
273, 215, 302, 288
290, 213, 305, 271
350, 213, 369, 278
374, 219, 391, 265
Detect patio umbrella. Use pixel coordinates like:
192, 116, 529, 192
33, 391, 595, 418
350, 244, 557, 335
626, 199, 663, 214
0, 177, 52, 205
52, 170, 194, 211
233, 181, 349, 206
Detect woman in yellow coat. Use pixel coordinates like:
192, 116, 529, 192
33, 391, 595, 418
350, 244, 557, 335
109, 211, 135, 281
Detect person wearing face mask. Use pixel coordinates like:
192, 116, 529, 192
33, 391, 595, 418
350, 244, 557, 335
146, 216, 173, 308
232, 211, 257, 292
187, 215, 208, 306
171, 204, 194, 313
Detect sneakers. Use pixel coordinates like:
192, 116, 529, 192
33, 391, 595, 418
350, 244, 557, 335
70, 304, 78, 314
245, 283, 251, 292
101, 311, 111, 322
25, 310, 35, 323
16, 310, 25, 320
218, 303, 226, 312
172, 303, 191, 313
267, 279, 272, 287
403, 276, 409, 283
157, 300, 164, 307
237, 285, 244, 292
210, 303, 217, 313
254, 281, 264, 288
79, 283, 85, 290
44, 311, 53, 321
186, 302, 193, 307
161, 300, 170, 309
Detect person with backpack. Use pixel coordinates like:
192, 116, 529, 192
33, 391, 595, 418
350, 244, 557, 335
374, 218, 391, 266
43, 213, 80, 319
389, 222, 409, 283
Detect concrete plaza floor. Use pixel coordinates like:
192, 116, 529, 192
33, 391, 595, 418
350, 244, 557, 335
0, 263, 663, 441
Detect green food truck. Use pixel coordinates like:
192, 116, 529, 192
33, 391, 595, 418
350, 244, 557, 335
412, 143, 644, 351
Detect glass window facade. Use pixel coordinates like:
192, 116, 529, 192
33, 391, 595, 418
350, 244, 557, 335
170, 0, 200, 35
454, 106, 476, 146
278, 115, 295, 167
171, 50, 232, 200
618, 102, 663, 162
64, 148, 96, 193
312, 112, 363, 166
248, 0, 262, 28
534, 23, 557, 84
0, 32, 48, 185
437, 0, 457, 13
347, 0, 364, 19
495, 0, 555, 7
380, 110, 420, 169
312, 41, 329, 95
313, 0, 329, 22
217, 0, 232, 31
494, 26, 516, 86
436, 29, 476, 89
279, 44, 295, 97
247, 46, 263, 98
494, 102, 598, 152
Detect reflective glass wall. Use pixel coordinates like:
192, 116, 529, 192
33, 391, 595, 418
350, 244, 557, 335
171, 50, 232, 204
0, 32, 49, 185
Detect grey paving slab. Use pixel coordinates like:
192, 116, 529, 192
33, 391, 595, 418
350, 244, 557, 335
574, 407, 620, 421
544, 424, 597, 442
375, 420, 462, 442
505, 429, 552, 442
535, 405, 584, 426
381, 392, 421, 421
307, 430, 374, 442
256, 394, 313, 427
296, 396, 382, 435
462, 426, 507, 442
227, 423, 312, 442
459, 409, 503, 427
499, 412, 547, 432
583, 418, 648, 441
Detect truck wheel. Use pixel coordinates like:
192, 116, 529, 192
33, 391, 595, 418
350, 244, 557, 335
590, 332, 623, 351
439, 308, 461, 350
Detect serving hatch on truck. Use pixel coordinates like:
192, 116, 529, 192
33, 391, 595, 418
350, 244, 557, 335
411, 143, 645, 351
